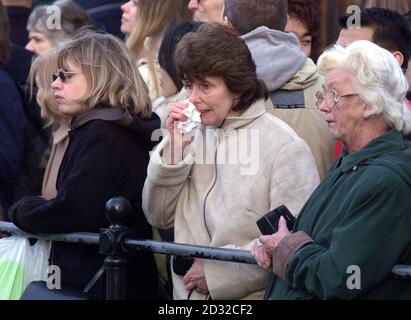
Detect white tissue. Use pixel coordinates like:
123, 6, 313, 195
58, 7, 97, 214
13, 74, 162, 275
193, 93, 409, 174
177, 100, 201, 134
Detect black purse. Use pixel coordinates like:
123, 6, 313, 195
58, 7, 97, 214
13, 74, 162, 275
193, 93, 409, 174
20, 265, 105, 300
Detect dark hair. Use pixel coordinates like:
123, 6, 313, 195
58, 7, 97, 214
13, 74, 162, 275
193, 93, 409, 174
175, 23, 267, 112
404, 10, 411, 29
223, 0, 288, 35
0, 2, 10, 65
288, 0, 322, 62
158, 22, 202, 92
339, 7, 411, 69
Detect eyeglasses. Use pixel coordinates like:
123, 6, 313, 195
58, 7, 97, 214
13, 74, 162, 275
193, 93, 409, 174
52, 70, 82, 83
316, 87, 358, 108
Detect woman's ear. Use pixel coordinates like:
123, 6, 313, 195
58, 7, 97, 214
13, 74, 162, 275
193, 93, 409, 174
393, 51, 404, 67
231, 93, 241, 108
363, 102, 377, 119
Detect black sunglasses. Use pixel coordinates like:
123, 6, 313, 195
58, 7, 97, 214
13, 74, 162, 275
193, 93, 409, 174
52, 70, 81, 83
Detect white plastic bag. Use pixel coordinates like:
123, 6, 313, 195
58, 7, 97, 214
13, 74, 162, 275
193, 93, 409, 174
0, 236, 51, 300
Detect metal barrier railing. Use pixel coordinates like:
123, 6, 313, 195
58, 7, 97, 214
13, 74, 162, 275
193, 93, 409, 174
0, 197, 255, 300
0, 197, 410, 300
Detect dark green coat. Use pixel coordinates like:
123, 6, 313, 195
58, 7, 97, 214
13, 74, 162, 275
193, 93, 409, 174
266, 130, 411, 300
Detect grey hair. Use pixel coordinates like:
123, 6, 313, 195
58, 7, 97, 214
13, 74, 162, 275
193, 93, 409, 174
27, 0, 90, 46
318, 40, 411, 135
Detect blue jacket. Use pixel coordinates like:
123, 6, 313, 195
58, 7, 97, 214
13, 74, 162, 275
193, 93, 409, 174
74, 0, 125, 39
0, 69, 26, 210
3, 45, 34, 85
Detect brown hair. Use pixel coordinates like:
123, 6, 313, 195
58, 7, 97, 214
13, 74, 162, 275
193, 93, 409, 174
57, 28, 152, 118
223, 0, 288, 35
175, 23, 267, 112
0, 2, 11, 65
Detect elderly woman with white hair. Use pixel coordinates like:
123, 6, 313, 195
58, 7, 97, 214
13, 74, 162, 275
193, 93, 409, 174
253, 40, 411, 300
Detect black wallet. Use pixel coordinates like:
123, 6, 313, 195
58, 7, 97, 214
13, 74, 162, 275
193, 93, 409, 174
256, 205, 296, 235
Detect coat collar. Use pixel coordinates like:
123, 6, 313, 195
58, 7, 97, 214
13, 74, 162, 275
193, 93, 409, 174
339, 130, 407, 173
221, 99, 267, 131
53, 123, 70, 144
70, 106, 133, 130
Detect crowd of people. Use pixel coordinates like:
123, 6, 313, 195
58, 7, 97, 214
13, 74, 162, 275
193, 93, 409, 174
0, 0, 411, 300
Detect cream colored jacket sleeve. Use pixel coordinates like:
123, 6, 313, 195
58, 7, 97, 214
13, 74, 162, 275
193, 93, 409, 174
142, 137, 194, 229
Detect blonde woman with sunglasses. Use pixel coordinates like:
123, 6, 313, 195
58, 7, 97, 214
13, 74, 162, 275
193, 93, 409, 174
8, 29, 161, 299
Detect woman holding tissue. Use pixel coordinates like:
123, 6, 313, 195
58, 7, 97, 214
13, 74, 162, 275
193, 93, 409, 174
142, 23, 320, 300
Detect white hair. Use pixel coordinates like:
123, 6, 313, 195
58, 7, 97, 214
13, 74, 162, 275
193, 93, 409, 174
318, 40, 411, 135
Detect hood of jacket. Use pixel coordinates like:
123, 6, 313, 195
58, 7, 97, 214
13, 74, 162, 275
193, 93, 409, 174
242, 26, 307, 92
71, 106, 161, 150
281, 58, 321, 91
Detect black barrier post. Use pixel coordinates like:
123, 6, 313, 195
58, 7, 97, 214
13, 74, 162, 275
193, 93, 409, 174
99, 197, 134, 300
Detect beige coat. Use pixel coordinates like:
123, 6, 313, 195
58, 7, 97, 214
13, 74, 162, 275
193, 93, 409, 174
266, 59, 335, 180
143, 99, 320, 300
42, 124, 69, 200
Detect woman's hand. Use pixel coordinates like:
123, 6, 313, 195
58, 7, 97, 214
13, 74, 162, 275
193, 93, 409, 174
164, 102, 195, 165
166, 102, 188, 142
182, 259, 209, 296
251, 216, 291, 269
251, 241, 272, 269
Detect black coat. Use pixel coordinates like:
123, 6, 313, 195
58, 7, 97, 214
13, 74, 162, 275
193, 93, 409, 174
6, 7, 30, 47
3, 45, 34, 86
9, 107, 161, 299
0, 69, 26, 212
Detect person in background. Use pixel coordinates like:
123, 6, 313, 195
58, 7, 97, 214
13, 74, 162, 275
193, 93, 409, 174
153, 21, 202, 127
1, 0, 34, 86
74, 0, 126, 39
122, 0, 193, 101
28, 49, 70, 200
285, 0, 322, 63
362, 0, 410, 15
254, 41, 411, 300
1, 0, 34, 47
223, 0, 334, 180
0, 2, 27, 214
25, 0, 91, 55
8, 29, 161, 299
187, 0, 224, 23
143, 23, 319, 300
338, 8, 411, 69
